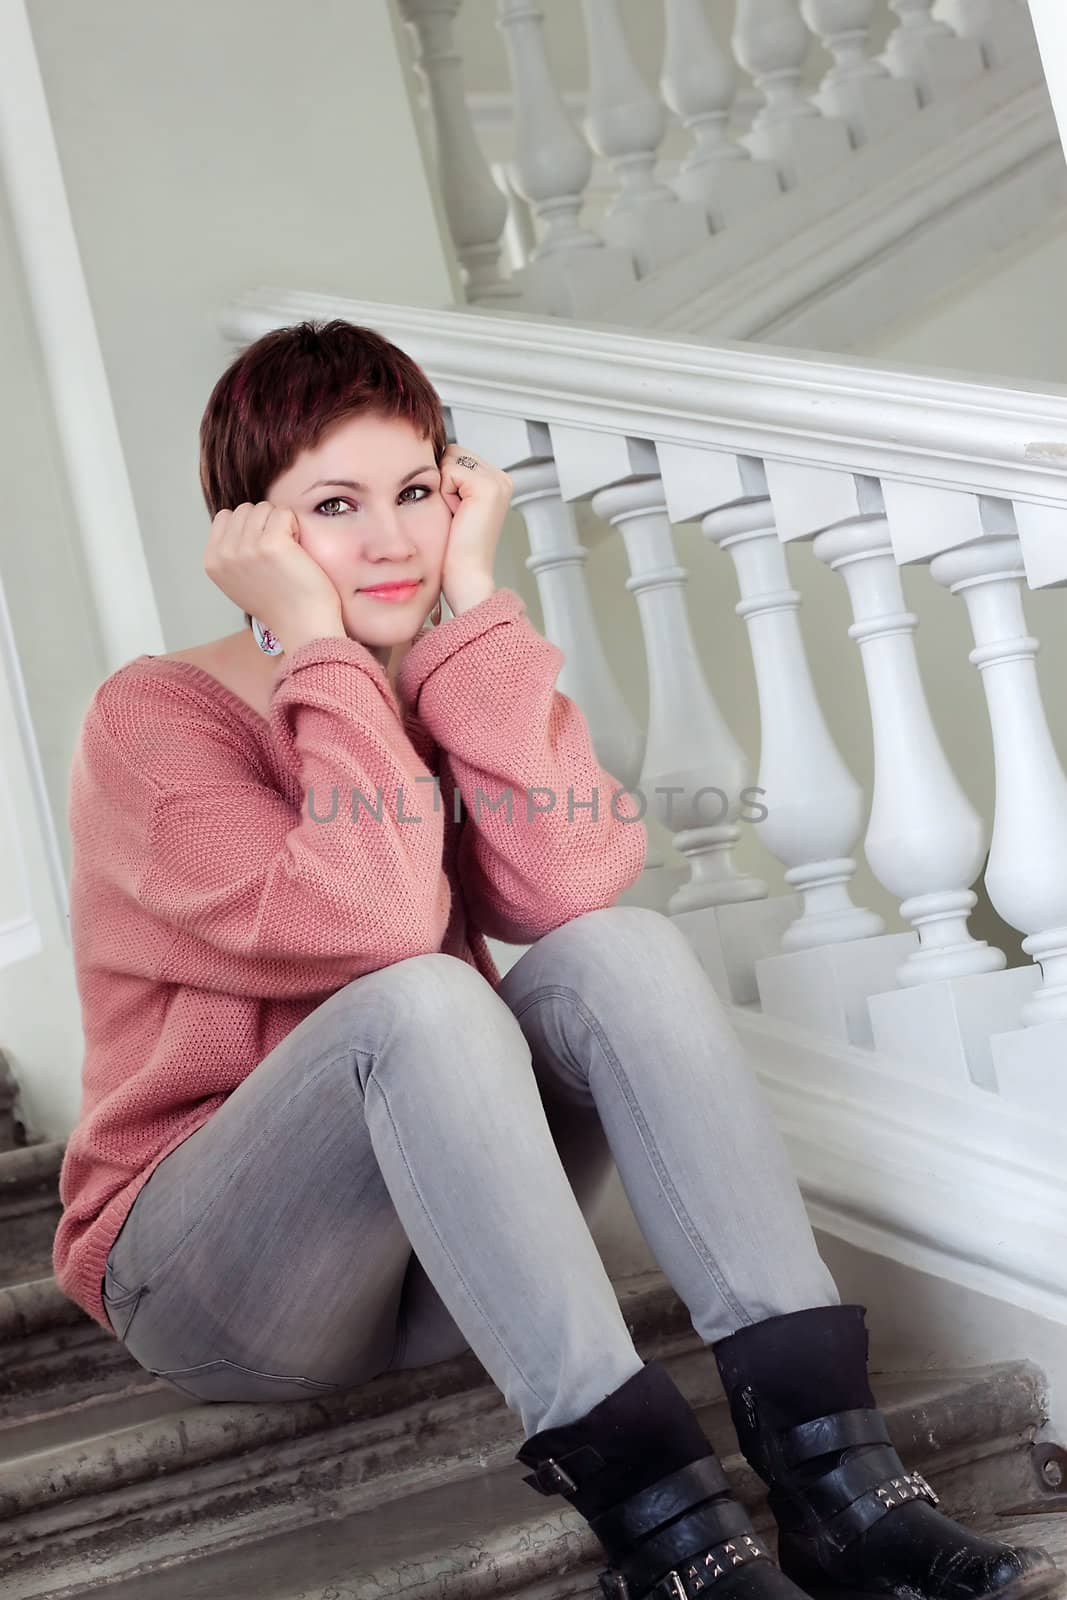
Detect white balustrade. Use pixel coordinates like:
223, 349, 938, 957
495, 0, 638, 317
590, 473, 767, 913
396, 0, 517, 304
800, 0, 921, 141
766, 464, 1002, 988
717, 502, 886, 949
579, 0, 708, 274
933, 0, 1038, 68
661, 0, 782, 230
509, 460, 646, 806
663, 452, 883, 952
733, 0, 853, 187
883, 0, 985, 103
930, 536, 1067, 1025
225, 290, 1067, 1108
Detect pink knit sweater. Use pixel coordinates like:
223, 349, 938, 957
53, 586, 646, 1331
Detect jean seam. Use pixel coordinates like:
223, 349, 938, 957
511, 983, 753, 1330
363, 1063, 552, 1413
126, 1043, 366, 1291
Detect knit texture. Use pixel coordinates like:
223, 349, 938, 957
54, 586, 647, 1332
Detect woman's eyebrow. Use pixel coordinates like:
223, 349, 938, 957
301, 465, 438, 494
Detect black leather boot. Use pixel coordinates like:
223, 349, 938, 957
713, 1305, 1061, 1600
514, 1357, 813, 1600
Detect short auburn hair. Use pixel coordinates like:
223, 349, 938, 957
199, 319, 448, 623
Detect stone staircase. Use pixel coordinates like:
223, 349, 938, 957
2, 1111, 1065, 1598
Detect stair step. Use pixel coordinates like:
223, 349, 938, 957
0, 1141, 64, 1287
976, 1513, 1067, 1577
0, 1272, 192, 1429
1, 1347, 1051, 1600
0, 1050, 26, 1152
0, 1270, 697, 1597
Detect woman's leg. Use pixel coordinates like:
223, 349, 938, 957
494, 903, 839, 1340
103, 950, 644, 1428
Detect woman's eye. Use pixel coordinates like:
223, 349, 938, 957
315, 486, 432, 517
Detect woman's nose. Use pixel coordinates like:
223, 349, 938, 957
363, 518, 417, 558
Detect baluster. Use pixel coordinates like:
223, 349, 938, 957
447, 410, 668, 907
883, 0, 984, 104
661, 0, 782, 230
510, 460, 646, 811
495, 0, 638, 317
745, 462, 1004, 1052
396, 0, 518, 305
811, 514, 1000, 982
928, 536, 1067, 1114
590, 475, 767, 913
698, 467, 884, 951
929, 536, 1067, 1027
933, 0, 1038, 68
732, 0, 853, 188
800, 0, 920, 142
577, 0, 709, 276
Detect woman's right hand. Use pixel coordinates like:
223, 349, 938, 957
204, 501, 345, 647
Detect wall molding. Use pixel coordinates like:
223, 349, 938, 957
0, 0, 162, 674
738, 1006, 1067, 1325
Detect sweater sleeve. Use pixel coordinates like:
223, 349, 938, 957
97, 635, 450, 997
395, 588, 647, 945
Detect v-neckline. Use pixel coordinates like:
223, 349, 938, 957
136, 655, 273, 731
135, 653, 422, 737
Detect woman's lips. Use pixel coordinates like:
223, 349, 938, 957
359, 581, 421, 602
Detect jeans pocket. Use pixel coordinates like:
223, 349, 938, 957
146, 1358, 342, 1404
101, 1259, 148, 1342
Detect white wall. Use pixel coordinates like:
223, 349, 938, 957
0, 171, 90, 1138
861, 216, 1067, 384
24, 0, 460, 659
0, 0, 463, 1136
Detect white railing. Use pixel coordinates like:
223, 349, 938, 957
224, 287, 1067, 1130
393, 0, 1040, 315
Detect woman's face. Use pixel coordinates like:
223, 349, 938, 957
266, 411, 450, 651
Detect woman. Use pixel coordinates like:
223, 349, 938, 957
53, 320, 1054, 1600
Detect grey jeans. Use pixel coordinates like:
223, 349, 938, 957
101, 905, 838, 1437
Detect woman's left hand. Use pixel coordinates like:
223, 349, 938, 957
437, 444, 512, 614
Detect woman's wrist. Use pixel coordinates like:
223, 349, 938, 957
446, 577, 497, 615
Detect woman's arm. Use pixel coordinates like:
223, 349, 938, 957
88, 634, 449, 997
396, 588, 647, 945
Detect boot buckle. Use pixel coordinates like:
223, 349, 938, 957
658, 1573, 688, 1600
523, 1456, 578, 1495
598, 1569, 632, 1600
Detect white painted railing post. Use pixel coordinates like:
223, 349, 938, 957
883, 0, 984, 103
661, 0, 782, 230
800, 0, 921, 141
745, 461, 1003, 1052
442, 408, 669, 914
717, 506, 886, 949
589, 473, 767, 913
732, 0, 853, 186
510, 461, 647, 809
657, 451, 883, 952
494, 0, 638, 317
929, 536, 1067, 1026
396, 0, 518, 305
933, 0, 1038, 69
579, 0, 709, 274
809, 511, 1000, 983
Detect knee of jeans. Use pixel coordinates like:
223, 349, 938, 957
545, 904, 689, 964
355, 952, 517, 1067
